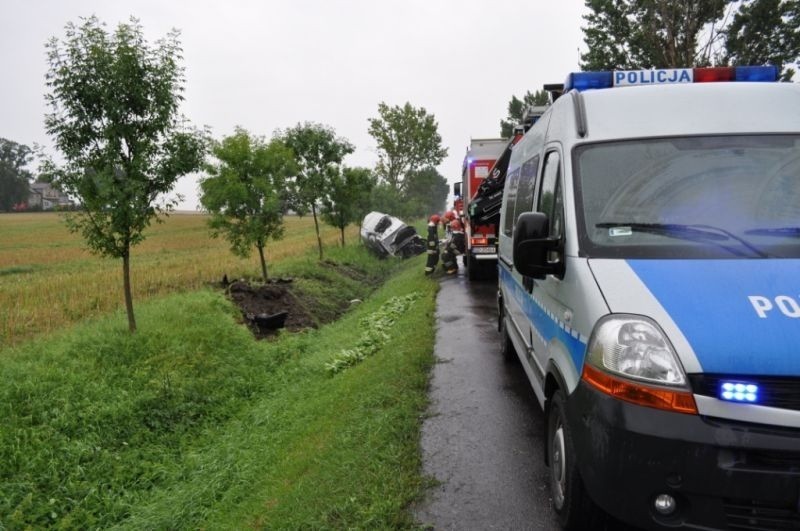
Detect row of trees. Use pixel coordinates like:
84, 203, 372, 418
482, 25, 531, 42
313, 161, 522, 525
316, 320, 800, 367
500, 0, 800, 135
199, 125, 374, 281
41, 16, 449, 333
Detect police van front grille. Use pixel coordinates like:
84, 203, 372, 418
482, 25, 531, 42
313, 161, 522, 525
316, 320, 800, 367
723, 498, 800, 530
689, 375, 800, 412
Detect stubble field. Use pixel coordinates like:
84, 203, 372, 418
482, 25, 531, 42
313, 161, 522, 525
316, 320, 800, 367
0, 212, 358, 346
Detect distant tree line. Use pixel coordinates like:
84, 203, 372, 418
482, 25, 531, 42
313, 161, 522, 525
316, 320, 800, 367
0, 138, 34, 211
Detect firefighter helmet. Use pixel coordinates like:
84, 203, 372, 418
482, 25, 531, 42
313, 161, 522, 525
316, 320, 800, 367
429, 214, 441, 224
444, 210, 456, 221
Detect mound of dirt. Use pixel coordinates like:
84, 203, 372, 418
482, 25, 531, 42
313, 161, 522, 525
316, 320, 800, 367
226, 279, 317, 339
222, 260, 377, 339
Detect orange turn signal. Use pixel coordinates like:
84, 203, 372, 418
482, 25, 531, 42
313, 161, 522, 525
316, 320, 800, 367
471, 237, 489, 246
582, 364, 697, 415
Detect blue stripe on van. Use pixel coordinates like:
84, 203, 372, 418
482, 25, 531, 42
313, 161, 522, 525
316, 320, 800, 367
627, 259, 800, 376
500, 267, 587, 373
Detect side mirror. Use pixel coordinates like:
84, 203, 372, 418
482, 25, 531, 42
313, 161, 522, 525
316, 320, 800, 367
513, 212, 564, 279
453, 182, 462, 197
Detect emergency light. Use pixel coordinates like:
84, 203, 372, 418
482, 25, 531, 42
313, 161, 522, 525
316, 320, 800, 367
565, 65, 779, 92
720, 381, 759, 403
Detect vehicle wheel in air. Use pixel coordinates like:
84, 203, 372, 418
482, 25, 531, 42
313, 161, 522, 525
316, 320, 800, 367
548, 389, 604, 530
499, 308, 517, 363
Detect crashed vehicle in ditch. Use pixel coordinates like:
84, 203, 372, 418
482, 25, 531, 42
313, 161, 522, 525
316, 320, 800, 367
360, 211, 426, 259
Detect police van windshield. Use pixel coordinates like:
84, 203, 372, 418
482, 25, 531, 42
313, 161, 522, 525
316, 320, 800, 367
573, 135, 800, 259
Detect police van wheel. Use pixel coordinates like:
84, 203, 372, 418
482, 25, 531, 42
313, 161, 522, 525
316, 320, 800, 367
547, 390, 603, 530
499, 311, 517, 363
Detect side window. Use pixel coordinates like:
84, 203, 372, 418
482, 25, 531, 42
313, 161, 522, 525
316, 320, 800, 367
538, 151, 563, 238
502, 167, 521, 236
513, 155, 540, 229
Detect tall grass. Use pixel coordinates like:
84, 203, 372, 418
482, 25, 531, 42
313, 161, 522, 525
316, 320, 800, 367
0, 246, 436, 528
0, 212, 359, 346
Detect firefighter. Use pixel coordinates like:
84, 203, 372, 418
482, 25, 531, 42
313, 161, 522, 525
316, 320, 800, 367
442, 210, 456, 237
441, 219, 466, 274
424, 214, 441, 275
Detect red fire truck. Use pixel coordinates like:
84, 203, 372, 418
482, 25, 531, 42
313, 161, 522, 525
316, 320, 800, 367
455, 105, 551, 280
457, 138, 510, 280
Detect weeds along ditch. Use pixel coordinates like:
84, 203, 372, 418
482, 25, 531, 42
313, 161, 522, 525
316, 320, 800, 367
0, 239, 437, 528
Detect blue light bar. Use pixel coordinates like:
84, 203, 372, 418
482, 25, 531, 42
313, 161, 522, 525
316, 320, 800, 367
735, 65, 779, 82
565, 71, 613, 92
720, 381, 759, 403
565, 65, 780, 92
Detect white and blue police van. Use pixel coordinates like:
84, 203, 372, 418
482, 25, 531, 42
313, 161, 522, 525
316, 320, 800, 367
496, 66, 800, 530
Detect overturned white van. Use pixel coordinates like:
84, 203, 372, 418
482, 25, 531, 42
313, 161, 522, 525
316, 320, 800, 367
360, 211, 426, 259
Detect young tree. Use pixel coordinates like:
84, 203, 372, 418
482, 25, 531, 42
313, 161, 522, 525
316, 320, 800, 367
500, 90, 549, 137
279, 123, 354, 260
44, 16, 205, 333
367, 102, 448, 192
321, 166, 375, 246
0, 138, 33, 211
200, 129, 296, 282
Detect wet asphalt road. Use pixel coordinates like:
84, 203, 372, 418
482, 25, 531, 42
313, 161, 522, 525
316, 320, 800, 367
413, 267, 561, 531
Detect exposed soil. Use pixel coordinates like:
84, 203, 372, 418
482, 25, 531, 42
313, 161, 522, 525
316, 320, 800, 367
226, 279, 317, 339
222, 260, 376, 339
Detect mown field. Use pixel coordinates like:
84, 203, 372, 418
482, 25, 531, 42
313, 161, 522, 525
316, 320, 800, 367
0, 212, 359, 346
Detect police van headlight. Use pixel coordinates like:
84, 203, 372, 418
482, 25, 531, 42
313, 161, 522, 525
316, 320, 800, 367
587, 315, 687, 387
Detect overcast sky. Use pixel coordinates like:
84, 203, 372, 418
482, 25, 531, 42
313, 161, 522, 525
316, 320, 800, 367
1, 0, 588, 210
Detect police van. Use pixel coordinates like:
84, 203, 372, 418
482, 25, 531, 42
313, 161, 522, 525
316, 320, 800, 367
496, 66, 800, 530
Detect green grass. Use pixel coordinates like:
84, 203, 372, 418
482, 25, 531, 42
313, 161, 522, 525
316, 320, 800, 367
0, 246, 438, 529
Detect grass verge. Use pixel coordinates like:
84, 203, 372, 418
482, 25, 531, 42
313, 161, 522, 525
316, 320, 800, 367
0, 247, 437, 529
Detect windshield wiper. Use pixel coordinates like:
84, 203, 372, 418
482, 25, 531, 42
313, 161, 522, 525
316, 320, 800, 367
745, 227, 800, 237
596, 222, 769, 258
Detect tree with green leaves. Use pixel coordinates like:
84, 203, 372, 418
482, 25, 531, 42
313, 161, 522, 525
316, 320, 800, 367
200, 129, 296, 282
724, 0, 800, 80
581, 0, 728, 70
44, 16, 206, 333
581, 0, 800, 78
500, 90, 550, 137
367, 102, 448, 193
278, 123, 354, 261
321, 166, 375, 246
0, 138, 33, 211
402, 166, 449, 218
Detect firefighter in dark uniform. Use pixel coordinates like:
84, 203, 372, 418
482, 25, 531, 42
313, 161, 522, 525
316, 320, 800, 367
424, 214, 441, 275
442, 210, 456, 237
441, 219, 466, 274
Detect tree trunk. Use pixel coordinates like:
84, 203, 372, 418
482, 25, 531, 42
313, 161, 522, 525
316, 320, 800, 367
311, 203, 323, 260
257, 242, 268, 282
122, 252, 137, 333
340, 225, 345, 247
